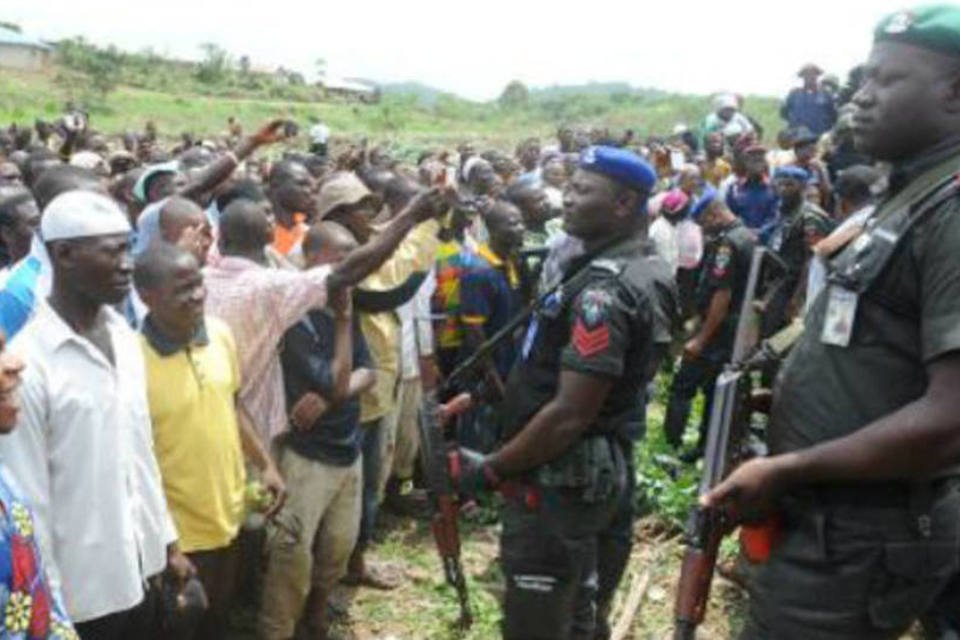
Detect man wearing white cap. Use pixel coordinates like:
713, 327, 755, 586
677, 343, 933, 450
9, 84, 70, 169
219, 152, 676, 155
0, 190, 193, 639
701, 93, 756, 142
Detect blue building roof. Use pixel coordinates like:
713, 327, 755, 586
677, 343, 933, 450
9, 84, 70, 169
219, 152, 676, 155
0, 26, 52, 51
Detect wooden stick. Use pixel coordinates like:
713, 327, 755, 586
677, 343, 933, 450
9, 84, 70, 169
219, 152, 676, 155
611, 567, 653, 640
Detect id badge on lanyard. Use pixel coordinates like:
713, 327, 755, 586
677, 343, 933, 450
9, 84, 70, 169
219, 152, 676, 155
820, 286, 859, 347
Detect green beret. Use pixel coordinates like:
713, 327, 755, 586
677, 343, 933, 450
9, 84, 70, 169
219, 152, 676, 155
875, 5, 960, 57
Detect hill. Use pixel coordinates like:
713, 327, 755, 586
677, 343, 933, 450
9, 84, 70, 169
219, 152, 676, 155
0, 35, 782, 159
378, 81, 453, 106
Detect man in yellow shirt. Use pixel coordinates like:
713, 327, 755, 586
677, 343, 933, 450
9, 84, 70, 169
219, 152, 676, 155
317, 172, 440, 588
134, 242, 284, 640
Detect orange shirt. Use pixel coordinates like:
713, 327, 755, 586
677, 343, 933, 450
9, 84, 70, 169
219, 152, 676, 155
272, 213, 308, 256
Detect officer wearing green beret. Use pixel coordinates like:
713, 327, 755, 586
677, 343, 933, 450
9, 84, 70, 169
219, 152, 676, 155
449, 146, 677, 639
701, 5, 960, 638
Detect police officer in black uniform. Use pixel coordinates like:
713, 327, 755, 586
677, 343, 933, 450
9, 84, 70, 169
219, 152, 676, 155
664, 188, 755, 459
703, 7, 960, 638
761, 165, 835, 343
449, 146, 673, 640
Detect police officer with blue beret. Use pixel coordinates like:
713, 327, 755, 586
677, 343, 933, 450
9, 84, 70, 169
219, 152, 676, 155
758, 166, 835, 350
702, 6, 960, 637
449, 146, 677, 639
664, 188, 756, 460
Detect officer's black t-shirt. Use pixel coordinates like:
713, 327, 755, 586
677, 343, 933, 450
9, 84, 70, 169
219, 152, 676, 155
498, 235, 677, 443
695, 220, 755, 349
771, 141, 960, 467
280, 310, 373, 466
774, 200, 834, 279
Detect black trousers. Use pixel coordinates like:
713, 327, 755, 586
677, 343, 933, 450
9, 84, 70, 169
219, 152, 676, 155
663, 352, 726, 450
75, 578, 162, 640
741, 480, 960, 639
178, 541, 240, 640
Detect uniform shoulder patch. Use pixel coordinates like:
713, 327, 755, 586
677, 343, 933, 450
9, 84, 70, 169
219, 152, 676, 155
572, 288, 613, 357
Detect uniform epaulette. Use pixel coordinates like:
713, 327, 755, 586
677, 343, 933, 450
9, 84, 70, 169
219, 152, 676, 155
589, 258, 623, 275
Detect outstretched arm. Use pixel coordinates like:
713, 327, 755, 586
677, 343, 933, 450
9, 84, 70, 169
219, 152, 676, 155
327, 189, 448, 291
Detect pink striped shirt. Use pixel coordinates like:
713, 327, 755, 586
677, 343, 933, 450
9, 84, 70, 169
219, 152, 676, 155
203, 256, 331, 441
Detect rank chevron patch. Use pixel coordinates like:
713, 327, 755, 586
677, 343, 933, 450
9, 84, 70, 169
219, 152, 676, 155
572, 318, 610, 357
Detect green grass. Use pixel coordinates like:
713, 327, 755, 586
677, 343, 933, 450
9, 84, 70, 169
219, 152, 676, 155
338, 371, 749, 639
0, 67, 783, 159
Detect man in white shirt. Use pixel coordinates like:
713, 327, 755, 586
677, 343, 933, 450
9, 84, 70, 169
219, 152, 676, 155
309, 118, 331, 157
649, 189, 689, 275
384, 270, 436, 511
1, 191, 193, 638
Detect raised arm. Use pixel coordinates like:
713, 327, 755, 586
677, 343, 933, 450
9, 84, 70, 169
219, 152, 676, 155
326, 188, 449, 291
178, 120, 286, 201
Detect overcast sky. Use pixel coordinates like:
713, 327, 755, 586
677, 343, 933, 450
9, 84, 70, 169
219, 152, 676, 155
4, 0, 911, 101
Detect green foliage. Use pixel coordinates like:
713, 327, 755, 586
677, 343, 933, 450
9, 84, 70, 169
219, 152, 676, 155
56, 37, 122, 104
634, 372, 701, 530
195, 42, 230, 85
498, 80, 530, 110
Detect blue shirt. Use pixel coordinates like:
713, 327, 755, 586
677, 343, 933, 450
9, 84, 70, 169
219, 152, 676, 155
0, 464, 75, 639
0, 256, 43, 342
782, 88, 837, 137
725, 178, 780, 244
280, 310, 373, 466
459, 244, 523, 378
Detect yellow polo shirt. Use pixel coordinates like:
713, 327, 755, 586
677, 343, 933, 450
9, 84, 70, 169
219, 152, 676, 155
140, 316, 245, 553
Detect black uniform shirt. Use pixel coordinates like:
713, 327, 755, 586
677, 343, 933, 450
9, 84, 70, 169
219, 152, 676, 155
498, 235, 675, 444
695, 220, 756, 349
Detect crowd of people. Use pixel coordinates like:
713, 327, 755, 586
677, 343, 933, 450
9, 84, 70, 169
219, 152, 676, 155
0, 5, 959, 639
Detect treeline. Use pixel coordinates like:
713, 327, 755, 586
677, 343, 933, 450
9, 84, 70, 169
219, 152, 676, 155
54, 37, 326, 103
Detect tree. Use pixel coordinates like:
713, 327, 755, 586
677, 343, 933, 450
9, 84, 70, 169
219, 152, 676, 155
498, 80, 529, 109
55, 37, 121, 102
0, 22, 21, 33
195, 42, 230, 85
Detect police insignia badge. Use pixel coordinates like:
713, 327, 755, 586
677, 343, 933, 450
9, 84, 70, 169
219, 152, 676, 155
579, 289, 612, 328
712, 245, 732, 278
885, 11, 913, 34
572, 289, 612, 356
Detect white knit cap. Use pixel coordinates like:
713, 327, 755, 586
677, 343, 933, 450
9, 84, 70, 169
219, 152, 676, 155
714, 93, 739, 111
41, 190, 131, 242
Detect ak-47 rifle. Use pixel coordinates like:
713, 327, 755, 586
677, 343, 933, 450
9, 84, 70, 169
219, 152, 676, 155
418, 389, 473, 628
673, 247, 790, 640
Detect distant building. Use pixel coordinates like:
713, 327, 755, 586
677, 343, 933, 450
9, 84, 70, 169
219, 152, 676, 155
0, 25, 53, 71
321, 76, 380, 104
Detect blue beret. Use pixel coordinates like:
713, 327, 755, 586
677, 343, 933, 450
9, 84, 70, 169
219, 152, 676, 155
690, 187, 719, 220
774, 166, 810, 183
579, 146, 656, 194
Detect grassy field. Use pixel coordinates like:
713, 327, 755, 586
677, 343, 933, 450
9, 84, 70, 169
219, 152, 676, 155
335, 380, 744, 640
0, 67, 783, 158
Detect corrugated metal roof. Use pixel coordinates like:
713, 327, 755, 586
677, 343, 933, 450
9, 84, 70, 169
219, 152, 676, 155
323, 75, 375, 94
0, 26, 52, 50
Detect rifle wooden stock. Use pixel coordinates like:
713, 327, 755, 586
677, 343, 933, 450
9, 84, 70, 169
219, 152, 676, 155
672, 248, 788, 639
419, 392, 473, 628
